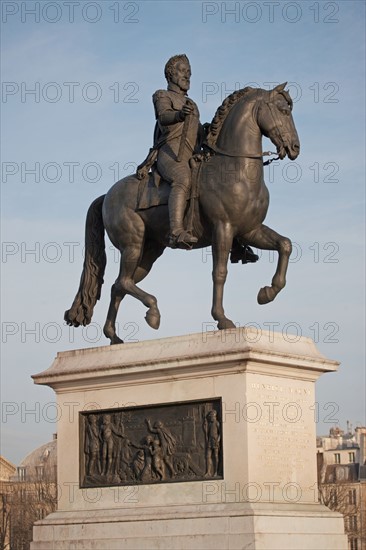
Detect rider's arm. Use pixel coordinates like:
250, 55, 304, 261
153, 91, 185, 126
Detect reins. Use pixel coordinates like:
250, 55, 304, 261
204, 143, 280, 165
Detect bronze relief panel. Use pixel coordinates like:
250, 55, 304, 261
80, 398, 223, 487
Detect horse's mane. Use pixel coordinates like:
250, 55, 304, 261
206, 87, 253, 147
205, 86, 292, 148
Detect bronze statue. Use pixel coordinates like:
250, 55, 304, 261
152, 54, 203, 248
65, 55, 300, 345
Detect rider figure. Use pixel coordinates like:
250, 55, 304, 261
153, 54, 203, 248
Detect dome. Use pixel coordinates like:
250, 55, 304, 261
11, 435, 57, 482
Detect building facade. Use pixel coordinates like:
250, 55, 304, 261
317, 426, 366, 550
0, 437, 57, 550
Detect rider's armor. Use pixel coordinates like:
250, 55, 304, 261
153, 83, 203, 248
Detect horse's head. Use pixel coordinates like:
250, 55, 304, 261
258, 83, 300, 160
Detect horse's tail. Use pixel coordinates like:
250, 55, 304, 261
64, 194, 106, 327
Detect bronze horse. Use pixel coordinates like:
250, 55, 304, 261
65, 83, 300, 344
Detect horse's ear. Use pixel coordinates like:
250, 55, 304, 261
274, 82, 287, 92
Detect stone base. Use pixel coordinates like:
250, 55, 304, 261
31, 503, 347, 549
31, 328, 348, 549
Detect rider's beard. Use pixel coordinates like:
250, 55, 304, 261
176, 77, 190, 92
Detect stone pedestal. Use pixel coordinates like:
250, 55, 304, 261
31, 328, 347, 549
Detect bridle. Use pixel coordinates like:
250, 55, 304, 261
263, 90, 293, 157
205, 89, 291, 166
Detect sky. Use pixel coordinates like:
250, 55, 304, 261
1, 0, 365, 466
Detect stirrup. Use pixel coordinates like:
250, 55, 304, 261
169, 230, 198, 250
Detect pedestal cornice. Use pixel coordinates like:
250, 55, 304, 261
32, 328, 339, 391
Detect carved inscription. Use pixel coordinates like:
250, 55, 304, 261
80, 399, 222, 487
250, 382, 313, 480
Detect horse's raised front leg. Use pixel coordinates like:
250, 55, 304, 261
211, 222, 236, 330
242, 224, 292, 304
103, 241, 165, 345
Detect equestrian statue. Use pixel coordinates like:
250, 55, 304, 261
65, 54, 300, 344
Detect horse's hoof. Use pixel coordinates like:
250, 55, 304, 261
145, 307, 160, 330
110, 335, 124, 345
217, 319, 236, 330
257, 286, 276, 305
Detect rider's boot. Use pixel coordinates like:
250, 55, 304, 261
168, 186, 198, 249
230, 238, 259, 264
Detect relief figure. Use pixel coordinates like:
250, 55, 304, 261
146, 419, 177, 477
204, 410, 221, 477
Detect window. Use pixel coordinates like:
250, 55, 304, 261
349, 516, 357, 531
350, 537, 358, 550
330, 488, 338, 506
36, 508, 46, 520
349, 489, 357, 505
36, 465, 44, 480
334, 453, 341, 464
349, 452, 355, 463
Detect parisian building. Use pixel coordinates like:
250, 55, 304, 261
317, 425, 366, 550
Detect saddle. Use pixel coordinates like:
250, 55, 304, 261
135, 157, 201, 212
136, 167, 170, 211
